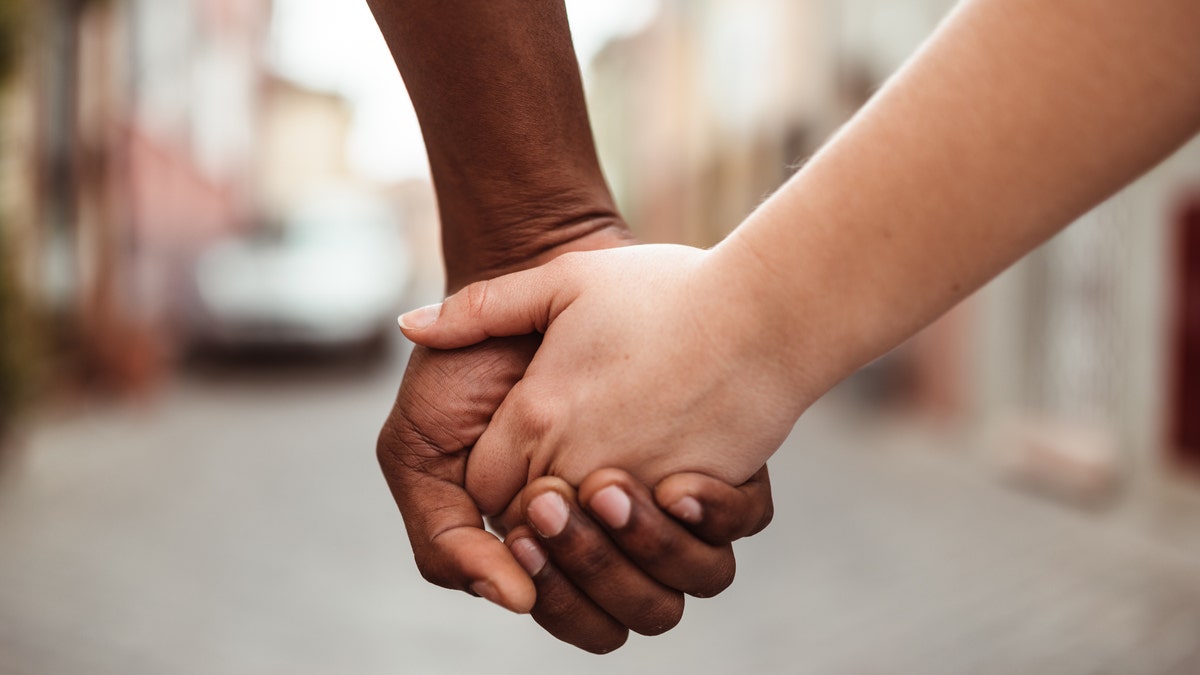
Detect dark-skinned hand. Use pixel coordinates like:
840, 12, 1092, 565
378, 338, 773, 653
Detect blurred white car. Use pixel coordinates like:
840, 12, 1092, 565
190, 188, 411, 351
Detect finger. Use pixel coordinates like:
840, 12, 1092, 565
464, 381, 540, 516
521, 477, 684, 636
653, 465, 774, 545
397, 260, 573, 349
381, 463, 533, 613
578, 469, 736, 598
378, 341, 539, 613
506, 526, 629, 654
486, 485, 529, 538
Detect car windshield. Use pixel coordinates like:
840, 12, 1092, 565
281, 195, 396, 250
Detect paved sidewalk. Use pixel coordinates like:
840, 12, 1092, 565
1, 349, 1198, 674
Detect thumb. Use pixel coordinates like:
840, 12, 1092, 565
398, 266, 566, 349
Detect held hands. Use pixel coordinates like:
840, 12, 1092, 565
499, 466, 773, 651
380, 239, 777, 653
368, 0, 786, 650
399, 244, 804, 517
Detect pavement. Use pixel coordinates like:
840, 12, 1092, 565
1, 338, 1199, 675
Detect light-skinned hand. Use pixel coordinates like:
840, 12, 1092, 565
398, 244, 805, 516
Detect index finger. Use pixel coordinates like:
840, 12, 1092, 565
653, 465, 774, 545
377, 339, 540, 613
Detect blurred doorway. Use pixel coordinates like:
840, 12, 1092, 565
1174, 195, 1200, 463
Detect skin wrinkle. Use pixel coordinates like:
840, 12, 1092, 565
561, 528, 626, 582
626, 524, 733, 597
402, 394, 473, 456
576, 470, 738, 597
427, 523, 486, 552
465, 210, 622, 267
464, 279, 491, 328
415, 503, 484, 549
392, 342, 535, 460
537, 262, 570, 334
389, 400, 466, 464
626, 519, 687, 568
376, 425, 452, 478
372, 0, 608, 263
534, 585, 621, 636
512, 527, 629, 653
448, 219, 630, 293
389, 439, 456, 476
556, 537, 683, 635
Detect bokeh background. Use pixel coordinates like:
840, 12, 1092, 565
2, 1, 1200, 673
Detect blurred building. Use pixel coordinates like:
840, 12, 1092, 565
975, 141, 1200, 497
256, 75, 354, 221
586, 0, 1200, 499
590, 1, 822, 247
0, 0, 273, 391
588, 0, 955, 247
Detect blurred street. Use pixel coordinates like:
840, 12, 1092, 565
3, 1, 1200, 673
1, 337, 1199, 674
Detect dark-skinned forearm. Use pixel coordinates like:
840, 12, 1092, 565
366, 0, 632, 289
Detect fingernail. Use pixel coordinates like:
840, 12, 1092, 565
527, 492, 569, 538
398, 303, 441, 330
668, 496, 703, 524
469, 580, 506, 609
590, 485, 631, 529
511, 537, 548, 576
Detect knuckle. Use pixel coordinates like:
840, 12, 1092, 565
532, 586, 577, 620
375, 423, 407, 471
376, 417, 468, 489
627, 525, 686, 569
527, 574, 630, 653
579, 470, 639, 504
632, 592, 684, 636
544, 612, 628, 654
699, 499, 755, 544
511, 393, 559, 441
690, 556, 736, 598
584, 631, 629, 655
749, 499, 775, 537
376, 420, 432, 473
549, 249, 583, 270
545, 250, 587, 287
413, 556, 454, 590
568, 539, 620, 580
464, 279, 492, 322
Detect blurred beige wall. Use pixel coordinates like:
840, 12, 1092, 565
256, 77, 355, 220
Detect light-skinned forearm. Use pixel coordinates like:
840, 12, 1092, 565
719, 0, 1200, 409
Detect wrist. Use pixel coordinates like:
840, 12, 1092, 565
445, 213, 635, 293
705, 229, 849, 417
